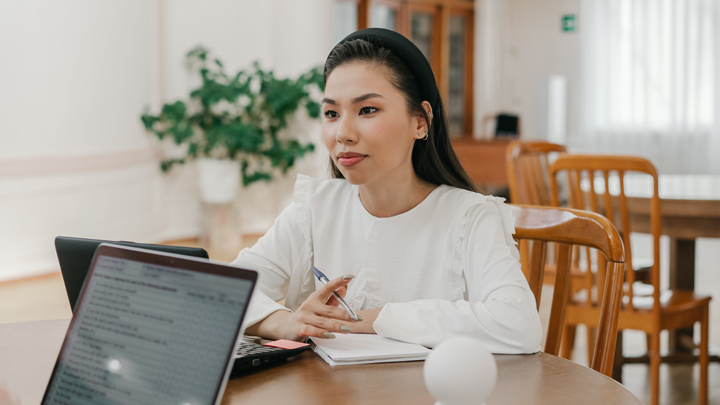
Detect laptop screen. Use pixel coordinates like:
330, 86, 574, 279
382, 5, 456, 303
42, 245, 256, 405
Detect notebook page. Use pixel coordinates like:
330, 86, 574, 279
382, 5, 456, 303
310, 334, 431, 361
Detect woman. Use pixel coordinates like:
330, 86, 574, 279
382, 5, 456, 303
236, 28, 542, 353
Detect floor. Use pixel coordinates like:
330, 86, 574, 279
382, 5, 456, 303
1, 239, 719, 404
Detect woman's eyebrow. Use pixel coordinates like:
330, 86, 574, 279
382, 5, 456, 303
352, 93, 384, 104
321, 93, 384, 106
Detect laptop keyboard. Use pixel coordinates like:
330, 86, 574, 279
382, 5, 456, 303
231, 341, 309, 375
236, 341, 284, 357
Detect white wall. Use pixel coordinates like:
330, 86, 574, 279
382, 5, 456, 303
0, 0, 332, 281
476, 0, 581, 140
0, 1, 157, 158
0, 0, 167, 281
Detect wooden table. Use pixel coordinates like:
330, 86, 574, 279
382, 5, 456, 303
593, 175, 720, 355
0, 319, 642, 405
620, 175, 720, 288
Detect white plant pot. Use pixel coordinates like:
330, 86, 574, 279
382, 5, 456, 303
197, 158, 241, 204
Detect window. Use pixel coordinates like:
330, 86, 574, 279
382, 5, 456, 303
578, 0, 719, 174
581, 0, 716, 134
333, 0, 475, 138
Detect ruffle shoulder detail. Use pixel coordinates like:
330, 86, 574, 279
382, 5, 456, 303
485, 196, 520, 260
449, 189, 519, 300
292, 174, 316, 302
292, 174, 314, 243
292, 175, 353, 302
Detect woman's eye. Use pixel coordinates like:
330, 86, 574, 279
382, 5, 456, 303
324, 110, 339, 119
359, 107, 377, 115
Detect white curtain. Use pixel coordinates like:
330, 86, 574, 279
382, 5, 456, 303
576, 0, 720, 174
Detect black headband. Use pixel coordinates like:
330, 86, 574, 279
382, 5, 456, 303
326, 28, 440, 114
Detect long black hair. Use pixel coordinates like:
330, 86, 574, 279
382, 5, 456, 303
323, 38, 479, 193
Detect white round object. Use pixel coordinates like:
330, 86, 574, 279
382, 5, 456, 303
423, 336, 497, 405
197, 158, 241, 204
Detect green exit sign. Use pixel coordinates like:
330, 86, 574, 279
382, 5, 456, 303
562, 14, 576, 32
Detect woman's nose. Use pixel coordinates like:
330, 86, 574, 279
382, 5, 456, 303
336, 117, 358, 144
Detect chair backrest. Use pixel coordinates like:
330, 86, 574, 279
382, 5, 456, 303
506, 141, 567, 205
548, 155, 661, 315
511, 204, 626, 377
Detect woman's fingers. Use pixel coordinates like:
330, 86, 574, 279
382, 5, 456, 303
286, 274, 358, 340
316, 275, 355, 303
316, 300, 353, 321
296, 314, 354, 339
298, 324, 336, 339
326, 285, 347, 306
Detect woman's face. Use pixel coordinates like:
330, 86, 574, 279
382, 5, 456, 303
322, 62, 426, 187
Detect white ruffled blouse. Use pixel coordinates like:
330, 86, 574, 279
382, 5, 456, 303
232, 175, 542, 353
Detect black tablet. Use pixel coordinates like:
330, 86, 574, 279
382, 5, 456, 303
55, 236, 209, 311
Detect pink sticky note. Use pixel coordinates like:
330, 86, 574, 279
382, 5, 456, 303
263, 339, 310, 350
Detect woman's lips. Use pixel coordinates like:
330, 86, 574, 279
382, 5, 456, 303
337, 152, 367, 167
338, 155, 366, 166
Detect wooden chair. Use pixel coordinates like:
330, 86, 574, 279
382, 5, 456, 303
510, 204, 625, 377
505, 141, 569, 280
506, 140, 567, 206
548, 155, 711, 405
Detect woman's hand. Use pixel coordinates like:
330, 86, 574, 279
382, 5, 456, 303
246, 275, 360, 341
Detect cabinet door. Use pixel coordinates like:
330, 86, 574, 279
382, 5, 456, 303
410, 8, 436, 68
370, 1, 399, 30
332, 0, 359, 44
447, 11, 473, 137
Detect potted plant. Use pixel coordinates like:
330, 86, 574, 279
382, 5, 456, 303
141, 46, 323, 204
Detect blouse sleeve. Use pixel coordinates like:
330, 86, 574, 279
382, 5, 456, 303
372, 199, 543, 353
232, 201, 307, 328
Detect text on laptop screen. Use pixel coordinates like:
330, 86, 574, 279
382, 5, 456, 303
43, 254, 253, 405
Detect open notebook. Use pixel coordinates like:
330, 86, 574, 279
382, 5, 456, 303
309, 334, 431, 366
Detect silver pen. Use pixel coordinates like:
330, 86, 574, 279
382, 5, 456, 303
311, 266, 360, 321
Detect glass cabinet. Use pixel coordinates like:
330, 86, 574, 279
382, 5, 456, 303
332, 0, 474, 137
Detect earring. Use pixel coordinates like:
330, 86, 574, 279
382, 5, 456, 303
421, 132, 429, 141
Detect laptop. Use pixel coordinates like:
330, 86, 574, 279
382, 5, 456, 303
55, 236, 210, 312
54, 236, 309, 375
42, 244, 257, 405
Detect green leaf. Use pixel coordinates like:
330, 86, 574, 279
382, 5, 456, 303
140, 49, 323, 178
305, 100, 320, 118
160, 158, 185, 172
187, 46, 209, 61
140, 112, 159, 131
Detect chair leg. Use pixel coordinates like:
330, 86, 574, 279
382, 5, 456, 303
560, 324, 576, 360
650, 330, 661, 405
700, 306, 709, 405
612, 331, 624, 382
587, 326, 597, 366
